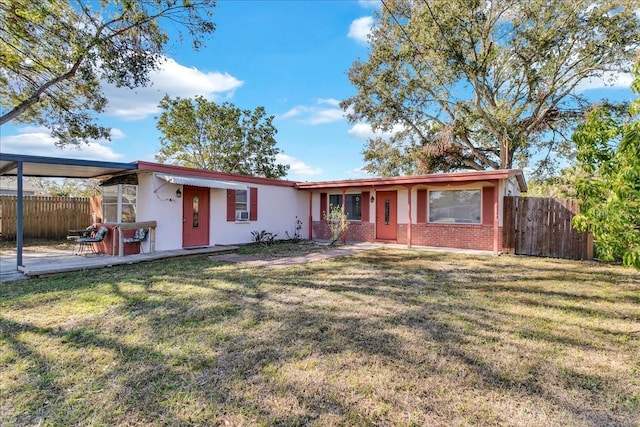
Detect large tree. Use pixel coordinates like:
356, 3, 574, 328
155, 95, 289, 179
0, 0, 216, 146
572, 62, 640, 269
341, 0, 640, 176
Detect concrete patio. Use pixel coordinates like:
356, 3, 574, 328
0, 245, 238, 282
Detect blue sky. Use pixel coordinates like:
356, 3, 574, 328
0, 0, 635, 181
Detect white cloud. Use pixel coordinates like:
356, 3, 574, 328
574, 71, 634, 93
307, 109, 346, 125
358, 0, 380, 8
281, 106, 305, 119
280, 98, 348, 125
344, 166, 374, 178
347, 123, 404, 140
348, 16, 373, 44
102, 56, 244, 121
317, 98, 341, 107
0, 126, 125, 161
276, 153, 322, 178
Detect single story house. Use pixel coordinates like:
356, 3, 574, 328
97, 161, 526, 254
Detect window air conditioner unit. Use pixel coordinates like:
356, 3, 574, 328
236, 211, 249, 221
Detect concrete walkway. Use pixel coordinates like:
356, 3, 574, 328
211, 242, 494, 269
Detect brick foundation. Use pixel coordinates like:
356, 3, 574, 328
399, 223, 501, 251
312, 221, 374, 242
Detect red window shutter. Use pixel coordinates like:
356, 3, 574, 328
361, 191, 370, 222
482, 186, 495, 225
417, 189, 427, 223
250, 187, 258, 221
320, 193, 327, 220
226, 189, 235, 222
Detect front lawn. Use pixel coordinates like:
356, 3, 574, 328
1, 249, 639, 426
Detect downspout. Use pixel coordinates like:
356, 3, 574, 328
493, 179, 499, 254
308, 191, 313, 241
406, 185, 413, 248
16, 161, 24, 268
341, 189, 346, 244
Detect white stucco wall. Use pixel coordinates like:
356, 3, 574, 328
209, 183, 308, 245
137, 174, 310, 250
136, 173, 184, 251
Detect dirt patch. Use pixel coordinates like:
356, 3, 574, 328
212, 244, 376, 269
0, 239, 76, 255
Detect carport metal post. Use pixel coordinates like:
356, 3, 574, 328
16, 161, 24, 268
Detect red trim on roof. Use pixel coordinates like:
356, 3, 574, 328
133, 161, 527, 192
134, 161, 299, 188
295, 169, 526, 192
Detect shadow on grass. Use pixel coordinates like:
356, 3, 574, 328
1, 249, 639, 425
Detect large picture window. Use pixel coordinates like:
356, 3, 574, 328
329, 194, 362, 221
102, 184, 137, 223
429, 190, 481, 224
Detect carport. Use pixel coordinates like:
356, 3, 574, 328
0, 153, 138, 270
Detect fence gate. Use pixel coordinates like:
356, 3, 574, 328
503, 196, 592, 260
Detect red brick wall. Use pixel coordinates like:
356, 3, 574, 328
312, 221, 374, 242
313, 221, 330, 240
346, 222, 375, 242
398, 223, 503, 251
313, 221, 501, 251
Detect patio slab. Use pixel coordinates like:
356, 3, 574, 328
0, 245, 238, 282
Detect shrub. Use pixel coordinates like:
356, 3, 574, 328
324, 205, 348, 245
250, 230, 277, 246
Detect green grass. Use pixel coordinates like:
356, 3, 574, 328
1, 249, 639, 426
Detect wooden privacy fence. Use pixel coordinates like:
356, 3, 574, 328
0, 195, 101, 240
503, 196, 593, 260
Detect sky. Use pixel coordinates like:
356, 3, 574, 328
0, 0, 636, 182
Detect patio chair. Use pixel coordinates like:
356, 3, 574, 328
75, 226, 108, 255
122, 228, 149, 253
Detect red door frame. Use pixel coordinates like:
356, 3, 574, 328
182, 186, 210, 248
376, 191, 397, 241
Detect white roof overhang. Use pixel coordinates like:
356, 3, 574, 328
154, 173, 247, 190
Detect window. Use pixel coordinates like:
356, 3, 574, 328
192, 195, 200, 227
429, 190, 481, 224
235, 189, 249, 221
102, 184, 137, 223
227, 188, 257, 222
329, 194, 362, 221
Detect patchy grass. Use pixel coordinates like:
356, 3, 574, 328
236, 240, 332, 257
1, 249, 639, 426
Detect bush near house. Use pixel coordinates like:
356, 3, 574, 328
324, 204, 349, 245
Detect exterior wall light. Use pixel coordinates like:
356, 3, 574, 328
175, 189, 182, 198
370, 195, 375, 203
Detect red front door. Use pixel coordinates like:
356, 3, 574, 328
182, 186, 210, 248
376, 191, 397, 240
